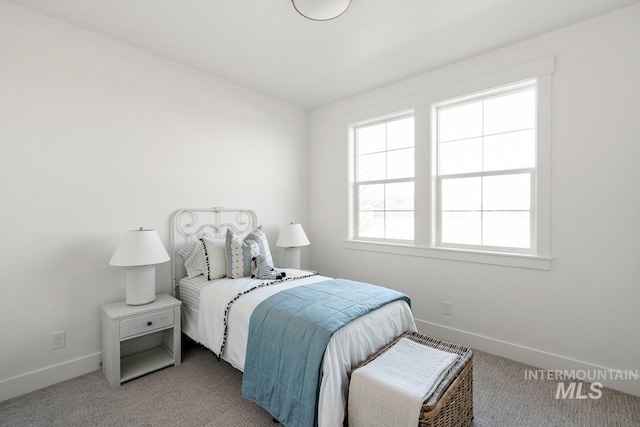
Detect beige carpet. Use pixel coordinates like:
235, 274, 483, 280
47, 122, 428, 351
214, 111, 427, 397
1, 341, 639, 427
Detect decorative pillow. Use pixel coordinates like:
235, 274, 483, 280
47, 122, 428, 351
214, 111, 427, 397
243, 225, 274, 267
200, 237, 227, 280
225, 229, 259, 279
178, 241, 206, 278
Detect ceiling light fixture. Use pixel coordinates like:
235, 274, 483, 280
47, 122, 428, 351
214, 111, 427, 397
291, 0, 352, 21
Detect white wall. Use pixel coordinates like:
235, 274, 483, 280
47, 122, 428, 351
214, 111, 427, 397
0, 1, 309, 401
309, 4, 640, 396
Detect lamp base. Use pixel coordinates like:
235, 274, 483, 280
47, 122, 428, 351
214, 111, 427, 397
283, 247, 302, 270
125, 266, 156, 305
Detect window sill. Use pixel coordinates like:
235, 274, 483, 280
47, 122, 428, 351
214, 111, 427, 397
343, 240, 551, 270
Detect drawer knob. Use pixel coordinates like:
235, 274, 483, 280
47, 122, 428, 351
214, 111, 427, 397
147, 321, 153, 326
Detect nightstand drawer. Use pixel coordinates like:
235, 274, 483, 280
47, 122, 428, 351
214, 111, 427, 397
120, 308, 174, 339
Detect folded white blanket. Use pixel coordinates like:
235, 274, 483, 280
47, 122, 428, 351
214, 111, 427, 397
348, 337, 458, 427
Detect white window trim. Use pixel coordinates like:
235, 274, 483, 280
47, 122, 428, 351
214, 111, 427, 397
343, 239, 552, 270
345, 56, 554, 270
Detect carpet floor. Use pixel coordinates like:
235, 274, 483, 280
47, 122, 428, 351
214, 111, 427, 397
1, 341, 639, 427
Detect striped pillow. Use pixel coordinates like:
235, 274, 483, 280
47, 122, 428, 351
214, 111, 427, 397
178, 241, 206, 278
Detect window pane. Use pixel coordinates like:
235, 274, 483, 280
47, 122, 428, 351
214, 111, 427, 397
359, 211, 384, 238
484, 88, 535, 135
483, 173, 530, 211
438, 100, 482, 142
387, 148, 414, 179
386, 212, 414, 240
357, 123, 386, 155
386, 182, 414, 211
358, 184, 384, 210
441, 177, 481, 211
439, 138, 482, 175
441, 212, 481, 245
483, 212, 531, 248
483, 129, 535, 172
387, 117, 414, 150
357, 152, 385, 181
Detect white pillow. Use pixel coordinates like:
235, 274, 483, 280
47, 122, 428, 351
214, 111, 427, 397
201, 237, 227, 280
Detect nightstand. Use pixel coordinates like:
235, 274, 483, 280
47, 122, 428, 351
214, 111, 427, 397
101, 294, 182, 387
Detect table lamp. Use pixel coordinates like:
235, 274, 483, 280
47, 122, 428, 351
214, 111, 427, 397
276, 223, 310, 269
109, 228, 170, 305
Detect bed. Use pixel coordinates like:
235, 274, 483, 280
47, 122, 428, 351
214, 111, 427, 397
170, 208, 417, 427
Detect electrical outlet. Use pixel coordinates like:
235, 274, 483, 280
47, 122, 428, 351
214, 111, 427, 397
442, 301, 452, 315
52, 331, 65, 349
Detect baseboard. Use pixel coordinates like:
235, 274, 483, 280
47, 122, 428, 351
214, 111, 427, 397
0, 352, 102, 402
414, 318, 640, 397
2, 325, 639, 402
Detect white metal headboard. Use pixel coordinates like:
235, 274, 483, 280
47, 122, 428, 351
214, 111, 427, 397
170, 207, 257, 296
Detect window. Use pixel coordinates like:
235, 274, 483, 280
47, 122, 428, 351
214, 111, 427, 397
352, 114, 415, 242
434, 80, 537, 254
346, 56, 553, 269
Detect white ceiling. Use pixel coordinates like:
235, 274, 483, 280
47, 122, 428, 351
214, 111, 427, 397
8, 0, 640, 108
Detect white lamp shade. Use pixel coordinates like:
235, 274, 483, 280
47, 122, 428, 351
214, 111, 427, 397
276, 223, 310, 248
109, 228, 170, 267
292, 0, 351, 21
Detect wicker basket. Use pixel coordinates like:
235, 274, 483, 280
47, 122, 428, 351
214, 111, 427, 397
350, 331, 474, 427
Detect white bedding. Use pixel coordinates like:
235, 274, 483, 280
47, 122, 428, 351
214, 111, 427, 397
179, 270, 417, 427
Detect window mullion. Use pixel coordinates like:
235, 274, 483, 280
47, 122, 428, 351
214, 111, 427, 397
413, 104, 431, 246
383, 122, 388, 240
480, 98, 485, 247
439, 168, 535, 180
357, 177, 414, 186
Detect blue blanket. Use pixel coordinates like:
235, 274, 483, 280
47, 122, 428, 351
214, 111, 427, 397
241, 279, 411, 427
